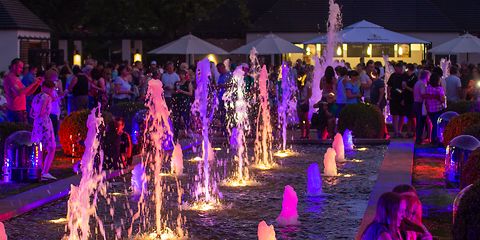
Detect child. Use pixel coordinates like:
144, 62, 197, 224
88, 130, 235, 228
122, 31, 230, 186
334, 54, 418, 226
104, 117, 132, 169
313, 93, 337, 139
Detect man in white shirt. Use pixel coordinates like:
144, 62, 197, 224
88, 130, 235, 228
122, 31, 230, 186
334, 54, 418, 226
445, 66, 463, 103
161, 62, 180, 109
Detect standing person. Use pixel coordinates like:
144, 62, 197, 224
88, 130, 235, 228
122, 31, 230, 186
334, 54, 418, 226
370, 67, 387, 111
90, 68, 107, 109
357, 63, 372, 103
320, 66, 337, 101
297, 67, 312, 139
112, 64, 133, 105
345, 70, 362, 104
445, 65, 463, 104
424, 73, 446, 145
104, 117, 132, 169
387, 63, 407, 138
4, 58, 42, 123
361, 192, 407, 240
413, 70, 430, 145
335, 66, 348, 116
403, 64, 417, 138
161, 62, 180, 110
67, 66, 91, 111
31, 80, 56, 180
45, 69, 63, 141
172, 70, 194, 139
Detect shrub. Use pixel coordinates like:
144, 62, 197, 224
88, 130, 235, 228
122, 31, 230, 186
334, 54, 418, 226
109, 102, 146, 132
0, 122, 32, 174
443, 112, 480, 145
463, 124, 480, 141
461, 149, 480, 189
59, 109, 112, 157
446, 100, 474, 114
453, 181, 480, 239
338, 103, 385, 138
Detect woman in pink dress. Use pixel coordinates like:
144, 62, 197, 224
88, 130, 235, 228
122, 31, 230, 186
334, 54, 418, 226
31, 80, 56, 180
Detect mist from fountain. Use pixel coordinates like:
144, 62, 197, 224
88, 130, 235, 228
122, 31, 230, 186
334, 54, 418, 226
66, 106, 107, 240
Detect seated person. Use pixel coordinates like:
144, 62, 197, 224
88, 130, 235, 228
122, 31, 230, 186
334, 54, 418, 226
104, 117, 132, 169
313, 93, 337, 140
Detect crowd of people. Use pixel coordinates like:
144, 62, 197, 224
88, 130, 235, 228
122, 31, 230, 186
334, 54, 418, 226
1, 56, 480, 178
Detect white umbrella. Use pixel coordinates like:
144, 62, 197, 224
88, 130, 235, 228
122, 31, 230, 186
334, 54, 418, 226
304, 20, 429, 44
429, 33, 480, 54
230, 33, 305, 54
148, 34, 228, 55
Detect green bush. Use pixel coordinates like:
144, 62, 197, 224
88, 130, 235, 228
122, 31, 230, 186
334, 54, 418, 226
443, 112, 480, 145
463, 124, 480, 141
338, 103, 385, 138
461, 149, 480, 189
446, 100, 474, 114
0, 122, 32, 173
109, 102, 146, 132
59, 109, 112, 157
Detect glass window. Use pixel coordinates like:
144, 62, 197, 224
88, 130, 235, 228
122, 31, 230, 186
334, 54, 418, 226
397, 44, 410, 57
347, 44, 365, 57
372, 44, 394, 57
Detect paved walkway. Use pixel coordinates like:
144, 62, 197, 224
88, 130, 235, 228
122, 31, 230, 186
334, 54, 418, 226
356, 139, 414, 239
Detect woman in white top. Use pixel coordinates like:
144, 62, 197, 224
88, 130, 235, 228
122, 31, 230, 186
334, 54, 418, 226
112, 64, 133, 105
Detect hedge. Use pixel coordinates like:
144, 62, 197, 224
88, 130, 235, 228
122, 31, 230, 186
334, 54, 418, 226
443, 112, 480, 146
338, 103, 385, 138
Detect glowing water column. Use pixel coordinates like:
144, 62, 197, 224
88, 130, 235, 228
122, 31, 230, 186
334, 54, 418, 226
279, 63, 294, 151
255, 64, 275, 169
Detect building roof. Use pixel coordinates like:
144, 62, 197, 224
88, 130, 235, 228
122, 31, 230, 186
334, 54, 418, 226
0, 0, 50, 32
250, 0, 463, 33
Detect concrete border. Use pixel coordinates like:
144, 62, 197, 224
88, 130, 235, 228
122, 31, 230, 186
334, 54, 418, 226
355, 139, 414, 239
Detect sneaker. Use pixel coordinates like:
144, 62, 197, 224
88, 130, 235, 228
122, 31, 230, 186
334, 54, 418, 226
42, 173, 57, 180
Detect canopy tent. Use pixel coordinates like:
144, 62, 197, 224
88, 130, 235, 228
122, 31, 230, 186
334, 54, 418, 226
304, 20, 429, 44
148, 34, 228, 64
231, 33, 304, 65
429, 34, 480, 60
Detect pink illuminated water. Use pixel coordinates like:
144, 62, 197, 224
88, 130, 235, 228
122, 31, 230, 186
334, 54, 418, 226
323, 148, 337, 177
257, 220, 276, 240
192, 57, 219, 203
306, 163, 323, 197
0, 222, 6, 240
171, 143, 184, 176
129, 80, 184, 238
255, 63, 275, 169
66, 106, 107, 240
332, 133, 345, 162
276, 185, 300, 226
343, 129, 354, 151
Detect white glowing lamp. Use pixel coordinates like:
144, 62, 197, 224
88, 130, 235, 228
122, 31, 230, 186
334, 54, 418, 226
207, 54, 216, 64
398, 46, 403, 56
367, 45, 372, 56
73, 51, 81, 66
336, 46, 342, 56
133, 50, 142, 62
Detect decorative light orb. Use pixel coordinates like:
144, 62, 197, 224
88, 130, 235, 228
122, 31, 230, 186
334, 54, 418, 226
437, 111, 459, 143
445, 135, 480, 186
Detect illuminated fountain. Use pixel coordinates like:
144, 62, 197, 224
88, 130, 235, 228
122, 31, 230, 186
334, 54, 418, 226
223, 66, 255, 186
254, 49, 275, 170
171, 143, 183, 176
309, 0, 342, 119
65, 106, 107, 240
278, 62, 295, 151
257, 221, 276, 240
306, 163, 323, 197
332, 133, 345, 162
276, 185, 300, 226
343, 129, 354, 151
190, 57, 221, 209
131, 164, 147, 200
0, 222, 5, 240
129, 80, 184, 239
323, 148, 337, 177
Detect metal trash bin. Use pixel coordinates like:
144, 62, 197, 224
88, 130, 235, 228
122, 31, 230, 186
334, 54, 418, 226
445, 135, 480, 188
2, 131, 43, 182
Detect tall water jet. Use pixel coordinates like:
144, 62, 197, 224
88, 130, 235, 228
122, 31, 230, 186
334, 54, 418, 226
276, 185, 300, 226
309, 0, 341, 119
191, 57, 220, 207
278, 62, 296, 151
332, 133, 345, 162
223, 66, 253, 186
66, 106, 107, 240
258, 221, 276, 240
254, 59, 275, 169
306, 163, 323, 197
0, 222, 6, 240
131, 164, 147, 200
171, 143, 183, 176
343, 129, 354, 151
323, 148, 337, 177
129, 80, 184, 238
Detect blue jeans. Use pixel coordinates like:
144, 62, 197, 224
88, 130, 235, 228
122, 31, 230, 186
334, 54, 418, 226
428, 110, 443, 144
413, 102, 425, 143
7, 110, 27, 123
